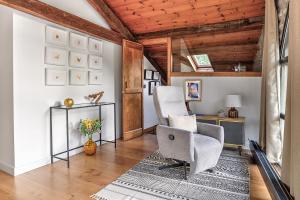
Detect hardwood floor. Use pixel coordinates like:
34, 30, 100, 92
0, 134, 271, 200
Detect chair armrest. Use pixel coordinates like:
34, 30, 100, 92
156, 125, 194, 162
196, 122, 224, 146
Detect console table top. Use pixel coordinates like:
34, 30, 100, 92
196, 114, 245, 123
50, 102, 115, 110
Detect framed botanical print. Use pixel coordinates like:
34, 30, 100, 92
89, 38, 103, 55
45, 47, 67, 66
45, 26, 68, 47
69, 52, 87, 68
153, 71, 160, 80
69, 70, 87, 85
89, 55, 103, 69
88, 71, 103, 85
144, 69, 153, 80
70, 32, 88, 50
45, 68, 67, 86
185, 80, 202, 101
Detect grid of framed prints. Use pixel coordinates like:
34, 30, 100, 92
44, 25, 104, 86
144, 69, 160, 81
148, 81, 160, 95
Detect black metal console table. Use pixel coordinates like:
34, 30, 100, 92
50, 102, 116, 168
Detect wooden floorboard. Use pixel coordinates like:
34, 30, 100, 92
0, 134, 271, 200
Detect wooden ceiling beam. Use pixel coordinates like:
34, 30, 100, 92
139, 38, 169, 46
0, 0, 123, 44
187, 43, 258, 53
144, 50, 167, 81
87, 0, 135, 40
136, 16, 264, 39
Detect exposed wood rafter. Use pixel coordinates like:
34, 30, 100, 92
144, 50, 167, 84
0, 0, 122, 44
87, 0, 135, 40
171, 71, 262, 77
86, 0, 167, 83
136, 16, 264, 39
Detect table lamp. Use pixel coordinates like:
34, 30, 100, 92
225, 95, 242, 118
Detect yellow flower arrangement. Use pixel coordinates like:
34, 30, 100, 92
79, 118, 102, 139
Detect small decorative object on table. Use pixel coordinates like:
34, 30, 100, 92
64, 98, 74, 108
86, 91, 104, 104
225, 95, 242, 118
79, 119, 102, 155
217, 109, 226, 117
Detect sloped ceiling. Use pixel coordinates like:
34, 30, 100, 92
103, 0, 265, 74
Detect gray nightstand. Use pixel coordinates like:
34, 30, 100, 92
196, 115, 245, 155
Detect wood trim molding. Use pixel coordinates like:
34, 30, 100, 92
0, 0, 123, 44
171, 72, 262, 77
122, 128, 143, 141
139, 38, 169, 46
140, 37, 171, 84
143, 125, 157, 135
167, 37, 172, 85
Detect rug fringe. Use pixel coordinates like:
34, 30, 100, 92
90, 194, 108, 200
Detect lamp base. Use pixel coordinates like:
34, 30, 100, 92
228, 107, 239, 118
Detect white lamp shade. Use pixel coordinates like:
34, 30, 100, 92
225, 95, 242, 107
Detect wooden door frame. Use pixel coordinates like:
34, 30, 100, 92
121, 39, 144, 140
138, 37, 172, 85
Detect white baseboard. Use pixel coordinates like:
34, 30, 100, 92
13, 147, 84, 176
14, 157, 50, 176
0, 161, 14, 175
3, 141, 114, 176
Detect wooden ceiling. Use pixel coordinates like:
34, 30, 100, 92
104, 0, 265, 35
103, 0, 265, 75
105, 0, 265, 74
179, 28, 262, 71
0, 0, 265, 83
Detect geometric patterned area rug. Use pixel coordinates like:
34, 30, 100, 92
91, 150, 250, 200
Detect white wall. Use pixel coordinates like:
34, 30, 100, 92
171, 77, 262, 148
0, 6, 15, 175
11, 13, 121, 175
0, 4, 122, 175
143, 58, 159, 129
39, 0, 110, 29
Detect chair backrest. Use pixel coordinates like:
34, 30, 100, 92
153, 86, 188, 125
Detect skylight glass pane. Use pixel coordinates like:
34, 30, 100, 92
192, 54, 212, 67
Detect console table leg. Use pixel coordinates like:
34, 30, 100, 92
66, 110, 70, 168
99, 106, 102, 146
238, 146, 243, 156
114, 103, 117, 149
50, 108, 53, 164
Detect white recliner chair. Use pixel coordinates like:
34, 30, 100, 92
153, 86, 224, 179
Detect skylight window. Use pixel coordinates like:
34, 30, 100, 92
192, 54, 212, 67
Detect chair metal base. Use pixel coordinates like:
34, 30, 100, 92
159, 159, 214, 180
159, 160, 188, 180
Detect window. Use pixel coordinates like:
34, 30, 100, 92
277, 6, 289, 168
192, 54, 212, 67
187, 54, 214, 72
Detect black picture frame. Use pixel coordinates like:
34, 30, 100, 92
152, 71, 160, 80
144, 69, 153, 80
148, 81, 160, 95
